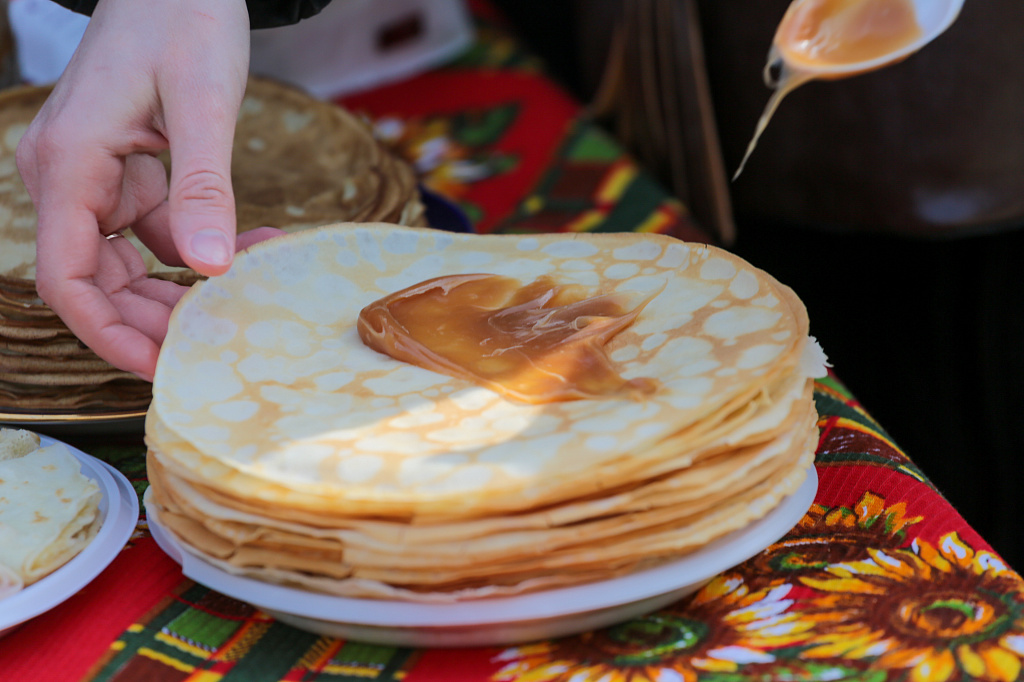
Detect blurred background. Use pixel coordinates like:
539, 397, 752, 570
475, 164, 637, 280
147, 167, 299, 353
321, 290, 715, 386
489, 0, 1024, 569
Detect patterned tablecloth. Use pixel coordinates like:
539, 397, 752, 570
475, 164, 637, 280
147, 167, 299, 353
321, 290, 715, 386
3, 3, 1024, 681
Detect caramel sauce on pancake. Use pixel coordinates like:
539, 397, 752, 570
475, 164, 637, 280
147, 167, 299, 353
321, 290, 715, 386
358, 274, 659, 404
735, 0, 922, 178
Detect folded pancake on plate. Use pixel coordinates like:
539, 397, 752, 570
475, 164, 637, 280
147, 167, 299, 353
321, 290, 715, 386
0, 563, 22, 600
145, 223, 826, 601
0, 428, 102, 592
0, 79, 426, 413
0, 425, 38, 460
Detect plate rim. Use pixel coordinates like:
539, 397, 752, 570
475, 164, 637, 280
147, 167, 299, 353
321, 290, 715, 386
0, 409, 147, 424
148, 466, 818, 629
0, 435, 139, 634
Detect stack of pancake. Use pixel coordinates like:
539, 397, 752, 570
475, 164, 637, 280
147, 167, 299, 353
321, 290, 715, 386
229, 77, 426, 233
0, 275, 155, 411
145, 223, 826, 602
0, 78, 425, 414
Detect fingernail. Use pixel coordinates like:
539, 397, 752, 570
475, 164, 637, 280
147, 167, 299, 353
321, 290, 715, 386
190, 229, 232, 267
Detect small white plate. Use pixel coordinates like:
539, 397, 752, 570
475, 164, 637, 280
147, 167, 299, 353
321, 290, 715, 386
0, 435, 140, 636
148, 468, 818, 648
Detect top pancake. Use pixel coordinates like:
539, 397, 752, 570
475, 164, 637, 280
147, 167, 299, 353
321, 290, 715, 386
0, 435, 101, 586
151, 224, 820, 517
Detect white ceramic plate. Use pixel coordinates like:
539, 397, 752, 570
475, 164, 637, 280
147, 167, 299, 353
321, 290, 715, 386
0, 411, 146, 437
147, 467, 818, 648
0, 435, 139, 636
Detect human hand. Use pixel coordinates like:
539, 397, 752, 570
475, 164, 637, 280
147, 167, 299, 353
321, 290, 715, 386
16, 0, 265, 381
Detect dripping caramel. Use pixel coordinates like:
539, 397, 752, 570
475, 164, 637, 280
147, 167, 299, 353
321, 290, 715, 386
358, 274, 659, 404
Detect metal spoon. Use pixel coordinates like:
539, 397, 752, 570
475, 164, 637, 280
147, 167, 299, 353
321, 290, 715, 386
734, 0, 965, 179
768, 0, 965, 80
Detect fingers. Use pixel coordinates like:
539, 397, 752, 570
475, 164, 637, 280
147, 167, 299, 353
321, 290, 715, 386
17, 0, 252, 379
129, 202, 183, 266
22, 137, 176, 378
97, 235, 181, 343
133, 211, 288, 268
18, 102, 159, 378
167, 160, 237, 276
33, 207, 163, 381
101, 232, 188, 311
160, 8, 250, 278
130, 276, 191, 309
237, 226, 288, 251
96, 153, 169, 237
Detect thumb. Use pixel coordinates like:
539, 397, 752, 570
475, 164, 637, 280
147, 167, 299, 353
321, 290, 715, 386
166, 97, 241, 277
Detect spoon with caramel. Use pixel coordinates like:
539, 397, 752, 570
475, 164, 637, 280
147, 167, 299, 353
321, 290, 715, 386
735, 0, 965, 178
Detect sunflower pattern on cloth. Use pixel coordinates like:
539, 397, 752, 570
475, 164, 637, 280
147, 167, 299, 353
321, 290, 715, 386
485, 379, 1024, 682
491, 514, 1024, 682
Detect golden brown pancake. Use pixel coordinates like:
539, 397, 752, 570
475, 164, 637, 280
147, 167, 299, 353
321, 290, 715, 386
145, 224, 825, 601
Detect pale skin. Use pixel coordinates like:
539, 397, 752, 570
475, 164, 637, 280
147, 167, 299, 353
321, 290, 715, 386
16, 0, 282, 381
